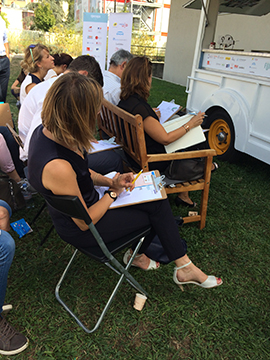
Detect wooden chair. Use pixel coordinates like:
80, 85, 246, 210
98, 98, 216, 229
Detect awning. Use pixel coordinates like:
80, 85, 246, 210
183, 0, 270, 16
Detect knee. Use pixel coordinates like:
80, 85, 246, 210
0, 231, 15, 262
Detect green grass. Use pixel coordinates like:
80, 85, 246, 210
3, 56, 270, 360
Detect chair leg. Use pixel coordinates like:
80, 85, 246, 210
55, 237, 148, 333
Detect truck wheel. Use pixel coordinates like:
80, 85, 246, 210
205, 110, 237, 161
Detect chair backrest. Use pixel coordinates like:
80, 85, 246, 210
98, 98, 149, 171
45, 195, 92, 226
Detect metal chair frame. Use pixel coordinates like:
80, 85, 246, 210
45, 194, 151, 333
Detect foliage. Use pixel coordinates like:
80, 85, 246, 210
46, 0, 65, 26
34, 3, 55, 32
0, 12, 9, 28
131, 31, 165, 60
48, 24, 82, 56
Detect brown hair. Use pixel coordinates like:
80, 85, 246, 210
41, 72, 103, 151
120, 56, 152, 101
21, 43, 50, 73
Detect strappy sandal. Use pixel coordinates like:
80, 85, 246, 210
173, 261, 223, 291
123, 249, 160, 271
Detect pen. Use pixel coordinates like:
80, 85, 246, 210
189, 112, 207, 117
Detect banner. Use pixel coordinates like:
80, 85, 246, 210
82, 13, 108, 71
107, 13, 133, 69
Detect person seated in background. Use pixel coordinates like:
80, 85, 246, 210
0, 134, 21, 182
18, 55, 123, 175
20, 43, 54, 105
0, 127, 24, 179
28, 72, 222, 288
0, 200, 29, 356
44, 52, 73, 80
103, 49, 133, 105
118, 56, 217, 208
10, 68, 26, 109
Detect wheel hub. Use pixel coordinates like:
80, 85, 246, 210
217, 130, 227, 143
209, 119, 231, 155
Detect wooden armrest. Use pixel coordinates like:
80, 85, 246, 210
147, 149, 217, 163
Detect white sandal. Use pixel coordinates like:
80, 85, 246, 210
123, 249, 160, 271
173, 261, 222, 291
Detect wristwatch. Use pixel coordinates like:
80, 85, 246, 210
104, 190, 117, 201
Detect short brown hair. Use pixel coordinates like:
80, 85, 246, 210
120, 56, 152, 101
42, 72, 103, 151
21, 43, 50, 73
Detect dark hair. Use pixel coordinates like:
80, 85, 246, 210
52, 53, 73, 68
68, 55, 104, 87
42, 72, 103, 151
120, 56, 152, 101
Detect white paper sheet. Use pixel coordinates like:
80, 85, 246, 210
157, 101, 181, 125
162, 114, 206, 153
95, 171, 163, 209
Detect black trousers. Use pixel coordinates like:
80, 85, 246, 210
0, 57, 10, 103
58, 198, 186, 262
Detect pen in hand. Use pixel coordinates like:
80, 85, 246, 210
126, 169, 143, 191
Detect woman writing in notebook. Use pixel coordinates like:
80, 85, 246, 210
27, 72, 222, 289
118, 56, 217, 208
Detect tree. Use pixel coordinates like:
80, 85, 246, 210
34, 3, 55, 32
0, 12, 9, 28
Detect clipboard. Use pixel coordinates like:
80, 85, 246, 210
95, 170, 167, 209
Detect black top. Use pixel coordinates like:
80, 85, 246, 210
29, 73, 43, 85
118, 93, 169, 171
28, 125, 99, 238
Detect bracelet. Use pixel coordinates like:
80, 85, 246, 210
182, 124, 190, 133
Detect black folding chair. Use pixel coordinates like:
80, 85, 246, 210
44, 194, 151, 333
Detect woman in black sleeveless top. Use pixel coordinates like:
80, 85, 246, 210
28, 72, 222, 290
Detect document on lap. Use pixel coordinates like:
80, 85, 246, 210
94, 171, 167, 209
88, 138, 121, 153
162, 114, 206, 153
157, 100, 182, 125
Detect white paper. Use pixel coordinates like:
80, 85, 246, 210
157, 100, 181, 125
162, 114, 206, 153
95, 171, 163, 209
88, 140, 121, 153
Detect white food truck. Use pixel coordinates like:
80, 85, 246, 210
184, 0, 270, 164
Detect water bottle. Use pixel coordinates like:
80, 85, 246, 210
20, 183, 32, 201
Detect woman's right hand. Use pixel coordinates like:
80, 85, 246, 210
187, 111, 205, 129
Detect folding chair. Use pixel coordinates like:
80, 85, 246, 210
44, 194, 151, 333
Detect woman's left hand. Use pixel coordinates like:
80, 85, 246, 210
153, 108, 161, 119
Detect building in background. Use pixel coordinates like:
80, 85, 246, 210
74, 0, 171, 47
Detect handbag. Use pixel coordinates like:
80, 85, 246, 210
164, 155, 205, 182
0, 174, 26, 211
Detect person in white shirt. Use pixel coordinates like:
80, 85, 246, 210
18, 55, 123, 174
103, 49, 133, 105
0, 3, 10, 103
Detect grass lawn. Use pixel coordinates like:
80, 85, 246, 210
3, 56, 270, 360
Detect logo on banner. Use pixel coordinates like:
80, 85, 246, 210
116, 31, 124, 35
97, 27, 102, 30
113, 22, 117, 26
119, 23, 128, 28
86, 47, 90, 51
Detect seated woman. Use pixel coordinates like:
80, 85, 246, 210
44, 52, 73, 80
0, 133, 21, 182
118, 56, 216, 208
10, 68, 26, 108
27, 72, 222, 289
20, 43, 55, 105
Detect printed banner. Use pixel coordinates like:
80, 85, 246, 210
82, 13, 108, 71
107, 13, 133, 69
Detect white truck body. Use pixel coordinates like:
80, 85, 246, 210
185, 0, 270, 164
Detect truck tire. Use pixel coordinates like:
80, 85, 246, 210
205, 109, 238, 161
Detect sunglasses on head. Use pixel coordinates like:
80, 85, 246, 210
29, 44, 37, 63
